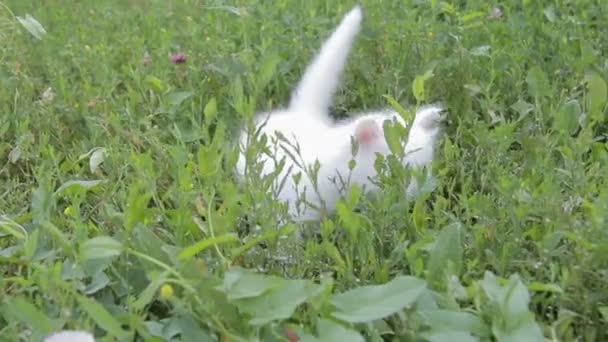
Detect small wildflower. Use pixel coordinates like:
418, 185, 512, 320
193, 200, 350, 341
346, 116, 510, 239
285, 328, 298, 342
160, 284, 174, 299
142, 51, 152, 67
427, 31, 434, 38
170, 52, 187, 65
41, 87, 55, 104
488, 7, 503, 20
64, 206, 74, 216
87, 97, 105, 108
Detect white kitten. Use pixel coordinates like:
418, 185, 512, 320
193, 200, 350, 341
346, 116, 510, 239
44, 330, 95, 342
236, 6, 445, 221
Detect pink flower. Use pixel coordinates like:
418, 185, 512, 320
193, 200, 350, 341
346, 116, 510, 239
170, 53, 187, 64
488, 7, 503, 20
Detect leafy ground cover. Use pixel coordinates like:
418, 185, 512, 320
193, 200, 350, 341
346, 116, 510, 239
1, 0, 607, 341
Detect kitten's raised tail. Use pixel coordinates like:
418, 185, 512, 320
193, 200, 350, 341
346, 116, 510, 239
288, 6, 363, 115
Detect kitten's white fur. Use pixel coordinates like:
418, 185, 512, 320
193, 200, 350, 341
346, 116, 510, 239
44, 331, 95, 342
236, 6, 444, 221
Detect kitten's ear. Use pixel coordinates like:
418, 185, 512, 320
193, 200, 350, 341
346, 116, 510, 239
355, 119, 381, 145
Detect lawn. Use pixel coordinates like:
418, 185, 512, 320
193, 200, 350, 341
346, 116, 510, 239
1, 0, 607, 341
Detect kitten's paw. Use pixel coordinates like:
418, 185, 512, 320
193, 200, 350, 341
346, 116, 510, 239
413, 105, 446, 131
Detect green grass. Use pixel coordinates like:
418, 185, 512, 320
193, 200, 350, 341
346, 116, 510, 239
1, 0, 607, 341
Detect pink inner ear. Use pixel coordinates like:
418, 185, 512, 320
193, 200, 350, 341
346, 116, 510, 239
357, 126, 375, 144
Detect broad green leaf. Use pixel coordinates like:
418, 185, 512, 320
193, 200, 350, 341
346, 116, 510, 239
1, 296, 59, 336
23, 228, 38, 262
124, 182, 153, 231
555, 99, 581, 133
204, 97, 218, 122
419, 170, 439, 194
31, 177, 55, 222
219, 267, 283, 300
315, 318, 364, 342
256, 54, 280, 93
143, 321, 169, 339
585, 71, 607, 121
295, 332, 319, 342
144, 317, 181, 340
383, 94, 412, 122
235, 279, 323, 325
331, 275, 427, 323
580, 40, 597, 68
480, 272, 543, 341
494, 318, 544, 342
503, 275, 533, 317
145, 75, 166, 93
80, 236, 123, 261
479, 271, 505, 304
231, 76, 245, 115
0, 215, 27, 240
427, 223, 463, 288
510, 99, 534, 118
346, 183, 362, 208
84, 271, 111, 295
528, 281, 564, 294
415, 289, 439, 311
526, 66, 551, 98
172, 315, 214, 341
165, 90, 194, 106
383, 120, 405, 158
422, 331, 477, 342
336, 201, 359, 233
178, 233, 238, 260
16, 14, 47, 40
412, 198, 426, 230
440, 2, 456, 15
412, 69, 435, 103
419, 310, 490, 337
543, 6, 557, 22
76, 294, 128, 339
55, 179, 105, 196
133, 271, 169, 310
460, 11, 486, 23
131, 225, 172, 266
197, 145, 221, 177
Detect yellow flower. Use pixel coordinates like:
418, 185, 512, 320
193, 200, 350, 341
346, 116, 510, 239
160, 284, 174, 299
